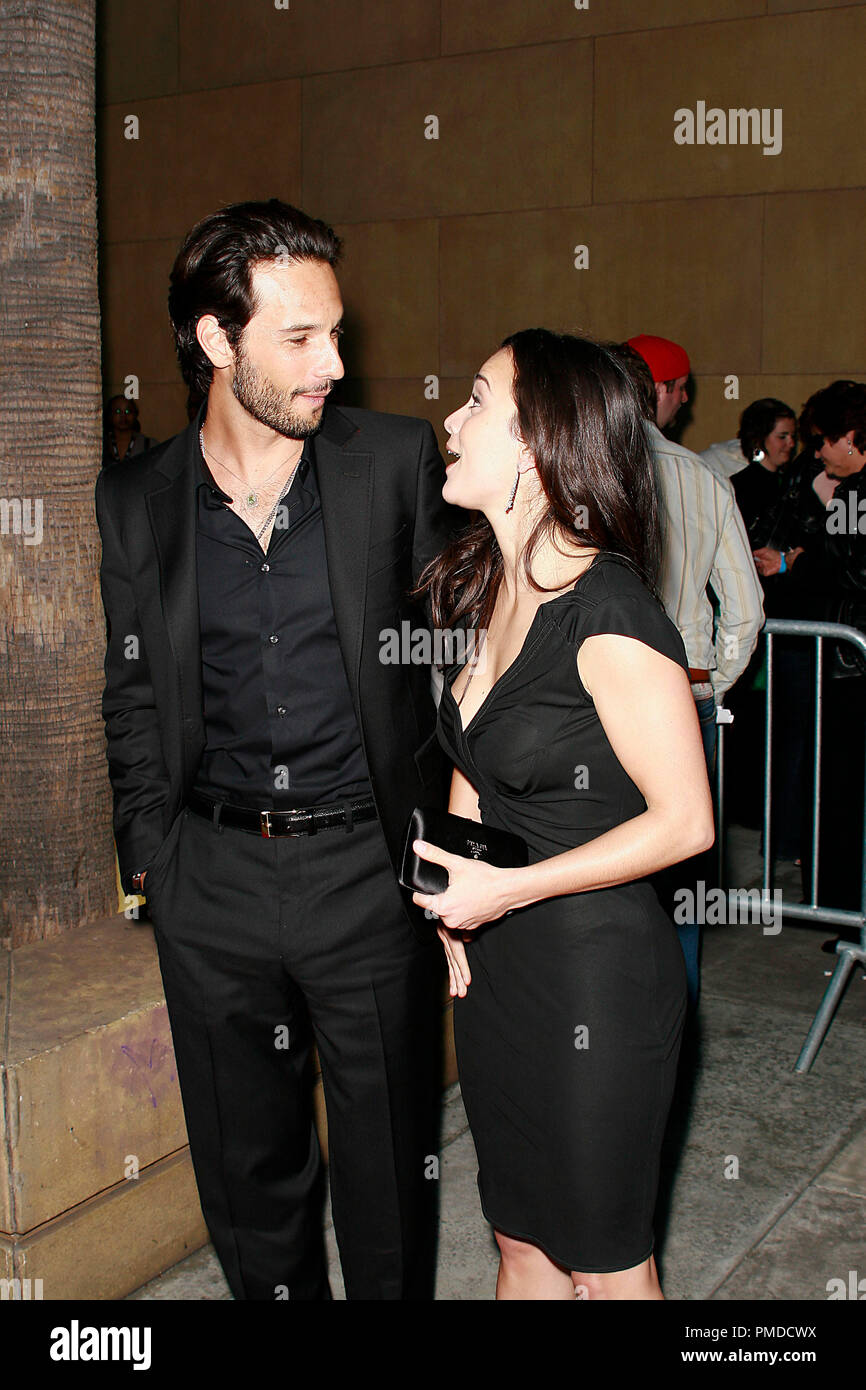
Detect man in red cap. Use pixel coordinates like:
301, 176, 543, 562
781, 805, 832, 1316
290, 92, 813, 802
620, 334, 764, 1011
626, 334, 692, 432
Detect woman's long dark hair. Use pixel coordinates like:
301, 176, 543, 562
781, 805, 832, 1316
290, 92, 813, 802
417, 329, 663, 633
809, 380, 866, 452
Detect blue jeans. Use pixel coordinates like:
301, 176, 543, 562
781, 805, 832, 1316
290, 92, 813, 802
676, 691, 717, 1008
695, 693, 717, 776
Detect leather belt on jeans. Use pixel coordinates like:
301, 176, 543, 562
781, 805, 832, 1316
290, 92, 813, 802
187, 790, 378, 838
688, 667, 711, 683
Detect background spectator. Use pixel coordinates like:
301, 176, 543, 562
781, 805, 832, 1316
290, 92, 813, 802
101, 395, 158, 467
732, 398, 797, 547
792, 381, 866, 921
726, 400, 815, 864
616, 336, 764, 1009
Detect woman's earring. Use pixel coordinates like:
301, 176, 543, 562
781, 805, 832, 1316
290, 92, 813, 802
752, 448, 765, 463
505, 469, 521, 514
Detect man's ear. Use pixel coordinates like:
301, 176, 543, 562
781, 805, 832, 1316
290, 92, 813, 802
196, 315, 235, 372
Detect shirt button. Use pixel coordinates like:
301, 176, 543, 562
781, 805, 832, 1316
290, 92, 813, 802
261, 563, 269, 572
276, 705, 287, 716
269, 633, 279, 644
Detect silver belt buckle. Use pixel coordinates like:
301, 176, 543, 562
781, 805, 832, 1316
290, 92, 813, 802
261, 808, 310, 838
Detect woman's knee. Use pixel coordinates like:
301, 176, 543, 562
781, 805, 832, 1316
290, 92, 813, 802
495, 1231, 549, 1269
571, 1270, 610, 1300
571, 1259, 660, 1301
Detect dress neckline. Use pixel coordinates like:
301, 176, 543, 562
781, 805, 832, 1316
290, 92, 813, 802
446, 551, 606, 736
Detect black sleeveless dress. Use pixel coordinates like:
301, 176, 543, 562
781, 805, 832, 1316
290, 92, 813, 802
437, 553, 689, 1273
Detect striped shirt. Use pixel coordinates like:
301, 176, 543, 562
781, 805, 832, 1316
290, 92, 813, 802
649, 423, 764, 701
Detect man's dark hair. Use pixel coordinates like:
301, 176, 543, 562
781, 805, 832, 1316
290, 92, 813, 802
168, 199, 343, 397
737, 397, 796, 463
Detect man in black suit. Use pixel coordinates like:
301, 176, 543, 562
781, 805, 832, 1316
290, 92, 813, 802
96, 200, 457, 1300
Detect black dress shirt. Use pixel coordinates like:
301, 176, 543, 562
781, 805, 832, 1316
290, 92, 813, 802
193, 434, 372, 809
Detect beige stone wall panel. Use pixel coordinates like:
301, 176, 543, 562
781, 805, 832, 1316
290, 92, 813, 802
179, 0, 441, 91
97, 0, 179, 105
338, 380, 452, 441
762, 190, 866, 376
100, 239, 178, 390
302, 42, 593, 224
333, 219, 440, 380
442, 0, 766, 52
439, 198, 763, 379
769, 0, 864, 11
594, 9, 866, 203
98, 81, 301, 245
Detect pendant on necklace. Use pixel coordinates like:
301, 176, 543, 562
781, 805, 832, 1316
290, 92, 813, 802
246, 492, 257, 508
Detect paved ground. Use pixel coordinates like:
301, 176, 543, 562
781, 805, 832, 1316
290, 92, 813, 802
128, 827, 866, 1301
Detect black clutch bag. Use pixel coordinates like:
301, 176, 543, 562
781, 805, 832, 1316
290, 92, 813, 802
399, 805, 529, 894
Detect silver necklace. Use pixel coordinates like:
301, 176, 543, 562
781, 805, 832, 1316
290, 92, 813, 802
254, 482, 298, 543
199, 427, 299, 510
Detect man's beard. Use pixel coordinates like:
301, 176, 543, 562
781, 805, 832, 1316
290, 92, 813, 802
231, 340, 330, 440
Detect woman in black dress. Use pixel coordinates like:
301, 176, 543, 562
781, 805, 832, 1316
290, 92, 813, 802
412, 331, 714, 1300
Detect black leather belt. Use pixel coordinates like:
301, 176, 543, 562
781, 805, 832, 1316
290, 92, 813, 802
187, 790, 377, 838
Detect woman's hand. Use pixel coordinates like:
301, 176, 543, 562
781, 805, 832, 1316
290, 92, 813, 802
438, 926, 472, 998
411, 839, 517, 932
752, 546, 782, 576
753, 545, 804, 576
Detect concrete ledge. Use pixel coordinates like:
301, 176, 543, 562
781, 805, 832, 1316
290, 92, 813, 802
0, 913, 456, 1296
1, 916, 209, 1298
1, 917, 191, 1234
1, 1148, 207, 1300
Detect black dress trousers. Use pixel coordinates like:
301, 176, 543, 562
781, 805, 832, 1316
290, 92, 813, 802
143, 804, 441, 1300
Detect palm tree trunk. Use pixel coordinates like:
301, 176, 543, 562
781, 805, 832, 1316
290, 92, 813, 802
0, 0, 115, 945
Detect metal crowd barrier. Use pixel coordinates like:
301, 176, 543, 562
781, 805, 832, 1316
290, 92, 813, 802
714, 618, 866, 1073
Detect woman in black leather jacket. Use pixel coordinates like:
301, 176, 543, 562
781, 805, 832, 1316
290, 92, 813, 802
791, 382, 866, 919
727, 401, 822, 857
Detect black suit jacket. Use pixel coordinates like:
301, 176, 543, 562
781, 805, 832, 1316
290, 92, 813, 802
96, 402, 459, 930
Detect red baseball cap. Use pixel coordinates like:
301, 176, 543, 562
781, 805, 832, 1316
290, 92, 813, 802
626, 335, 691, 383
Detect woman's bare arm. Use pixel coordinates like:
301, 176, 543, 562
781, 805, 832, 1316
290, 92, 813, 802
507, 633, 714, 909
